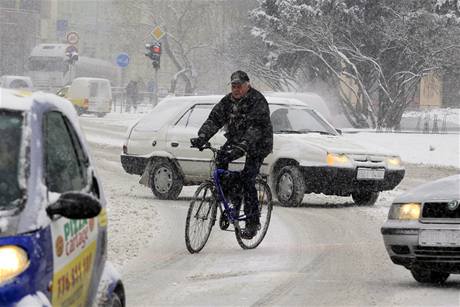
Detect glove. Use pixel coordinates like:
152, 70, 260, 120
217, 144, 246, 164
190, 137, 207, 150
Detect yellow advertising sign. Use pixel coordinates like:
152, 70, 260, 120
98, 207, 108, 228
52, 240, 96, 306
51, 216, 99, 307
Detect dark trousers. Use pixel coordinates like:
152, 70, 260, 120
216, 153, 263, 223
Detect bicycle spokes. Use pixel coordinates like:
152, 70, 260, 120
235, 178, 273, 249
193, 188, 212, 220
185, 183, 217, 254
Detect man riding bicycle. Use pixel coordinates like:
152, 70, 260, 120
191, 70, 273, 239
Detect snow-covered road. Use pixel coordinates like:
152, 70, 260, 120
79, 114, 460, 306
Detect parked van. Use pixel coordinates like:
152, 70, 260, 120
58, 77, 112, 117
0, 75, 33, 91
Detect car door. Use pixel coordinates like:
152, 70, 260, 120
166, 103, 226, 179
43, 111, 102, 306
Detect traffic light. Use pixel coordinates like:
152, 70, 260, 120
65, 50, 79, 65
145, 42, 161, 69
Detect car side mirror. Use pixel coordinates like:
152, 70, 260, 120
46, 191, 102, 219
335, 128, 342, 135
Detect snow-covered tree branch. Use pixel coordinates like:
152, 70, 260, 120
245, 0, 460, 128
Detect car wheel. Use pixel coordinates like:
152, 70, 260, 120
410, 267, 450, 284
351, 191, 379, 206
150, 161, 183, 200
276, 165, 305, 207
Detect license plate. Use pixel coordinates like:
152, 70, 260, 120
356, 168, 385, 180
419, 229, 460, 246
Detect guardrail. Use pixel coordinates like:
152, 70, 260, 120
342, 125, 459, 135
342, 112, 459, 135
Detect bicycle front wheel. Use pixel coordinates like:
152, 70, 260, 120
185, 182, 217, 254
235, 178, 273, 249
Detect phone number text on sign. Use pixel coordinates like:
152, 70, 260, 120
52, 241, 96, 306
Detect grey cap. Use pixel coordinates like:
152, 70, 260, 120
230, 70, 250, 84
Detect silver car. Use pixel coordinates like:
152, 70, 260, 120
381, 174, 460, 283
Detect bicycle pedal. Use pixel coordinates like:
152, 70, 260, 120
219, 214, 230, 230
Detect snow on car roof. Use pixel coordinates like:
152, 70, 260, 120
157, 94, 311, 108
0, 88, 33, 111
267, 96, 311, 108
158, 95, 223, 105
73, 77, 110, 82
0, 88, 79, 122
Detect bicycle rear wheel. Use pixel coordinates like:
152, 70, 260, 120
185, 182, 217, 254
235, 178, 273, 249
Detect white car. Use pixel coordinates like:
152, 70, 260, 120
381, 175, 460, 284
120, 95, 405, 206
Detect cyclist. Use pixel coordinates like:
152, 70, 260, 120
191, 70, 273, 239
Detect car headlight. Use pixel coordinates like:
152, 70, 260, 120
388, 203, 421, 220
327, 153, 351, 166
0, 245, 29, 284
386, 156, 401, 167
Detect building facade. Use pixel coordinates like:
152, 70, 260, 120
0, 0, 41, 76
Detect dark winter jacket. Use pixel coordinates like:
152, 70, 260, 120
126, 81, 138, 100
198, 87, 273, 158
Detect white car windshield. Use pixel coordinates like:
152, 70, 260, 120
0, 110, 25, 210
270, 104, 339, 135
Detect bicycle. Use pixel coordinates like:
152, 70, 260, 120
185, 143, 273, 253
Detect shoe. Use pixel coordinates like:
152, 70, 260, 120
240, 221, 260, 240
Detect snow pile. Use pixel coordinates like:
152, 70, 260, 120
344, 132, 459, 168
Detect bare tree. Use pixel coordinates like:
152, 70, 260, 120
115, 0, 259, 95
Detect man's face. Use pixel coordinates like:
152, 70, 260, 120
231, 82, 250, 100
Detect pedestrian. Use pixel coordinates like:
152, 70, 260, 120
190, 70, 273, 239
125, 80, 139, 112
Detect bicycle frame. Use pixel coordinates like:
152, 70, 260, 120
198, 144, 247, 224
212, 168, 246, 223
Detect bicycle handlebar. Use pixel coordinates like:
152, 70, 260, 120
190, 142, 219, 153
